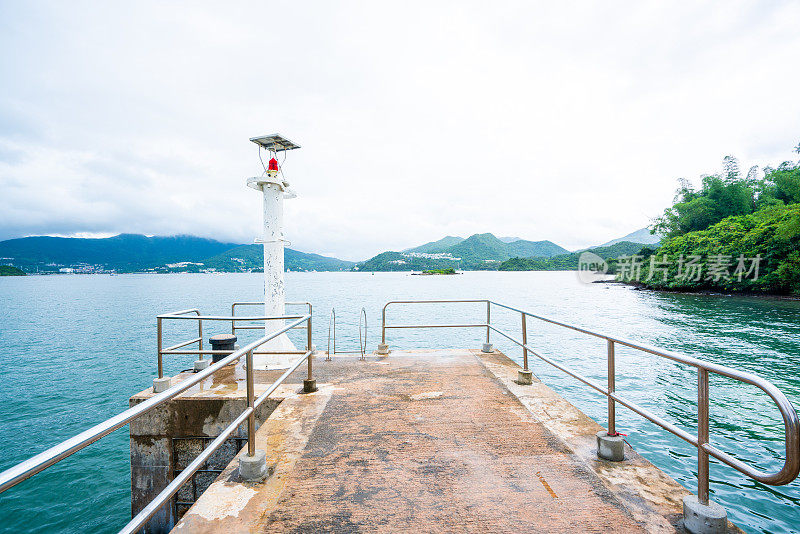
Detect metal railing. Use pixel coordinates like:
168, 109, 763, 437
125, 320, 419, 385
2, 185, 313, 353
0, 309, 316, 534
230, 301, 312, 334
157, 302, 314, 377
326, 307, 367, 360
380, 299, 800, 505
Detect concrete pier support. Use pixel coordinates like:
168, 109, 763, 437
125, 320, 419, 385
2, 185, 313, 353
130, 371, 281, 533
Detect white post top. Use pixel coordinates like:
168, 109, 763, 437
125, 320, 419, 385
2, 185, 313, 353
246, 177, 297, 199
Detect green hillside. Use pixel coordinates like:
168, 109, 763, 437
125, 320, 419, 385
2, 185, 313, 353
205, 244, 354, 272
405, 236, 464, 253
499, 241, 648, 271
358, 232, 570, 271
0, 234, 354, 273
506, 239, 569, 258
0, 265, 26, 276
0, 234, 238, 272
635, 149, 800, 295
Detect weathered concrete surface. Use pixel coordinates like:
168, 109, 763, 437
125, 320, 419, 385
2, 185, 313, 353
478, 350, 742, 534
169, 349, 741, 533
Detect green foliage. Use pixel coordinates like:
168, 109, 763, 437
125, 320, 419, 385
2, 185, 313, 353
640, 201, 800, 295
0, 265, 25, 276
498, 241, 648, 271
420, 268, 457, 275
653, 154, 800, 239
641, 146, 800, 295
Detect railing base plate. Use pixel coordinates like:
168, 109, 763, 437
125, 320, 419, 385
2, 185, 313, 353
596, 431, 625, 462
683, 495, 727, 534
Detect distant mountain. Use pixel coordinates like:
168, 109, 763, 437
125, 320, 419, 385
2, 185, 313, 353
506, 239, 569, 258
598, 227, 661, 248
0, 234, 238, 271
499, 236, 521, 243
204, 244, 354, 272
0, 234, 353, 273
500, 240, 652, 271
358, 232, 569, 271
404, 236, 464, 253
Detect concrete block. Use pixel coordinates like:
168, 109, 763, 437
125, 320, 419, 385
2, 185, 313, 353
303, 379, 318, 393
239, 449, 267, 481
596, 430, 625, 462
193, 359, 210, 372
517, 369, 533, 385
153, 377, 171, 393
482, 343, 493, 353
683, 495, 727, 534
377, 343, 390, 355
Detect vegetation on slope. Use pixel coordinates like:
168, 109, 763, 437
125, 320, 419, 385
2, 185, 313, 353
499, 241, 648, 271
637, 147, 800, 295
204, 244, 354, 272
358, 232, 569, 271
0, 265, 26, 276
0, 234, 238, 271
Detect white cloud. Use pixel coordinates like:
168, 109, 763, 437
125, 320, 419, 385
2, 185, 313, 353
1, 1, 799, 260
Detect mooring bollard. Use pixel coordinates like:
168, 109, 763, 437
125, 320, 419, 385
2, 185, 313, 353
209, 334, 237, 363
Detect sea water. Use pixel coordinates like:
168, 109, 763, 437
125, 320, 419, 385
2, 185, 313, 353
0, 271, 798, 533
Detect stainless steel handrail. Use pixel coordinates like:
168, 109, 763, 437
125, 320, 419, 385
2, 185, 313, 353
0, 311, 316, 534
231, 301, 313, 333
157, 305, 311, 377
380, 299, 800, 505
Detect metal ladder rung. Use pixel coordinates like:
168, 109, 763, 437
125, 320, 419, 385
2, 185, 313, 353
327, 307, 367, 360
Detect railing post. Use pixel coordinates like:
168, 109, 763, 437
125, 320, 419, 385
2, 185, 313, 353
246, 349, 256, 457
486, 301, 491, 343
153, 317, 172, 392
697, 368, 710, 505
521, 312, 528, 370
517, 312, 533, 385
481, 301, 493, 353
378, 305, 389, 354
231, 304, 236, 335
304, 316, 318, 393
596, 339, 623, 461
682, 368, 727, 533
608, 339, 615, 436
157, 317, 163, 379
238, 349, 267, 480
193, 318, 209, 372
198, 319, 204, 360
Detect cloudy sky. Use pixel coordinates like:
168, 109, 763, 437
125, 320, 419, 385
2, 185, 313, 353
1, 1, 799, 260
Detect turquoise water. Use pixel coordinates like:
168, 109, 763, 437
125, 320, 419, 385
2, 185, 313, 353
0, 271, 799, 533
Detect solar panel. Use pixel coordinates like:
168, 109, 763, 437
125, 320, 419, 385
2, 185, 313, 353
249, 134, 301, 152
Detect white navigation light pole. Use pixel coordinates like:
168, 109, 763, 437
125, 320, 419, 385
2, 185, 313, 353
247, 134, 300, 368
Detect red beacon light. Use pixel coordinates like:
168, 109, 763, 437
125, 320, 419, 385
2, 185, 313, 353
267, 157, 279, 177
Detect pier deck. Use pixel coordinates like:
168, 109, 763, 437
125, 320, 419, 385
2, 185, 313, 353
165, 348, 708, 533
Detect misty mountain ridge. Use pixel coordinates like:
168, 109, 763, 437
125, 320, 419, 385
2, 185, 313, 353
0, 234, 353, 273
359, 232, 570, 271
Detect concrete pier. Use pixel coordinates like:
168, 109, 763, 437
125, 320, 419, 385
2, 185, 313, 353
133, 349, 741, 533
